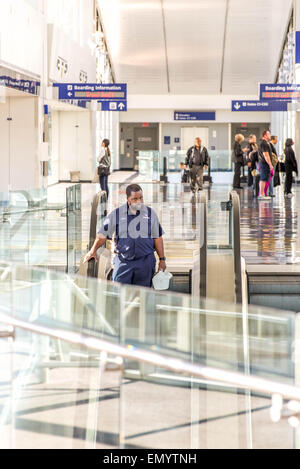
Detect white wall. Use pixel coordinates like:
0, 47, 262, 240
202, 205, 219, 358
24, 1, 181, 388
0, 0, 45, 77
0, 0, 99, 189
0, 97, 38, 191
58, 110, 93, 181
46, 0, 94, 47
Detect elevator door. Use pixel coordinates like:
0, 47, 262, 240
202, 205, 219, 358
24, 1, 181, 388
133, 127, 158, 171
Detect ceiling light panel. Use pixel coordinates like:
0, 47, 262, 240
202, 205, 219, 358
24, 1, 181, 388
222, 0, 293, 94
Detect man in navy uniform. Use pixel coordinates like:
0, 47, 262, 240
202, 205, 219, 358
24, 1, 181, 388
84, 184, 166, 287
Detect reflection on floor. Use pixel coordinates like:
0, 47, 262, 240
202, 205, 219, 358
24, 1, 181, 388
0, 360, 293, 449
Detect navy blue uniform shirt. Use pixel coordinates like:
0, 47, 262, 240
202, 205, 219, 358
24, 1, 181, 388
98, 203, 164, 261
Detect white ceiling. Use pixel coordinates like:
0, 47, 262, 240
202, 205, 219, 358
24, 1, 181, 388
97, 0, 293, 95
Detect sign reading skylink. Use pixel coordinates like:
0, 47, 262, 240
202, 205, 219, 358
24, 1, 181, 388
54, 83, 127, 101
174, 111, 216, 121
232, 100, 288, 112
260, 84, 300, 100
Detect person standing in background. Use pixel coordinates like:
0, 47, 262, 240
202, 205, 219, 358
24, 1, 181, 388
284, 138, 298, 198
185, 138, 209, 193
98, 139, 111, 198
258, 130, 273, 201
232, 134, 245, 190
268, 135, 279, 198
244, 134, 258, 188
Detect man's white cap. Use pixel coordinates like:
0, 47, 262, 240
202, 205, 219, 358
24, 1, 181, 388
152, 270, 173, 291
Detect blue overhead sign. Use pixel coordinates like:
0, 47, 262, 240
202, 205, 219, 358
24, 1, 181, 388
232, 100, 288, 112
296, 32, 300, 64
53, 83, 127, 101
174, 111, 215, 121
0, 76, 39, 95
259, 84, 300, 100
98, 100, 127, 111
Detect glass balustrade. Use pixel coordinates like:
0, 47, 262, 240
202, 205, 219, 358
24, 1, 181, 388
0, 263, 298, 448
137, 150, 233, 182
0, 185, 81, 270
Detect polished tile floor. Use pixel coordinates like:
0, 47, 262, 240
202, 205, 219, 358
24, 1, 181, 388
237, 183, 300, 265
1, 172, 300, 269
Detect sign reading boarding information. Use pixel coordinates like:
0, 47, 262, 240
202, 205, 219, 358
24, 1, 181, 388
260, 84, 300, 100
53, 83, 127, 110
232, 100, 288, 112
174, 111, 215, 121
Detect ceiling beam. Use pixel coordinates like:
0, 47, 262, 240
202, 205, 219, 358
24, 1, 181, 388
220, 0, 230, 93
161, 0, 171, 94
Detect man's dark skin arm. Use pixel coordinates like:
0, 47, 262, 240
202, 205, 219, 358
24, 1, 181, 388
84, 234, 107, 263
154, 237, 166, 271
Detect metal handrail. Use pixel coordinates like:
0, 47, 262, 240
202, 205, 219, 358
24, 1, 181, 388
1, 311, 300, 403
87, 190, 107, 278
199, 192, 207, 299
230, 191, 242, 304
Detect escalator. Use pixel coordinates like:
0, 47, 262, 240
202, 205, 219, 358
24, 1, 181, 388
83, 188, 246, 309
247, 267, 300, 313
79, 190, 113, 280
191, 190, 245, 305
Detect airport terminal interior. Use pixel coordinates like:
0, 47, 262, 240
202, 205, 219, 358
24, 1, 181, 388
2, 0, 300, 450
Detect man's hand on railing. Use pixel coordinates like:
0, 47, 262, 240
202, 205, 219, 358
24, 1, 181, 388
83, 250, 98, 264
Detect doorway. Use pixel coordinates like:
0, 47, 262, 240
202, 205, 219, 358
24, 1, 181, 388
133, 127, 158, 170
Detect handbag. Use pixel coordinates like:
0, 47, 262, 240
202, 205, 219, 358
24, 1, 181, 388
271, 152, 278, 168
98, 166, 110, 177
273, 172, 281, 187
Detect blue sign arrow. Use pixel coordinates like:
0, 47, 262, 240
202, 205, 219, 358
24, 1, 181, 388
53, 83, 127, 101
259, 84, 300, 100
232, 100, 288, 112
174, 111, 215, 121
99, 100, 127, 111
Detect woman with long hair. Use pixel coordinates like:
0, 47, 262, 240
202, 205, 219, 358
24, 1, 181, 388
98, 139, 111, 198
284, 138, 298, 198
245, 134, 258, 188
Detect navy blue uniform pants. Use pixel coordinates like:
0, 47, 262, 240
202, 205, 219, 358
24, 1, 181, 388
113, 254, 156, 287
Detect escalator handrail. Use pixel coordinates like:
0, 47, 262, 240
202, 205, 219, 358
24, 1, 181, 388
199, 192, 207, 299
89, 190, 107, 250
230, 191, 242, 304
1, 310, 300, 405
88, 191, 107, 278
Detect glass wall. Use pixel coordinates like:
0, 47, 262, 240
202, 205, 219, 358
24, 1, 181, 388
271, 17, 296, 156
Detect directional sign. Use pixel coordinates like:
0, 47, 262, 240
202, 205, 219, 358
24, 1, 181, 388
174, 111, 215, 121
232, 100, 288, 112
98, 100, 127, 111
53, 83, 127, 101
296, 32, 300, 64
259, 84, 300, 100
0, 76, 39, 95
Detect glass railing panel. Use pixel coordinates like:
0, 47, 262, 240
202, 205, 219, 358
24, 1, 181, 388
0, 327, 120, 449
0, 263, 294, 383
138, 150, 234, 181
0, 265, 298, 448
0, 187, 68, 268
66, 184, 82, 274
